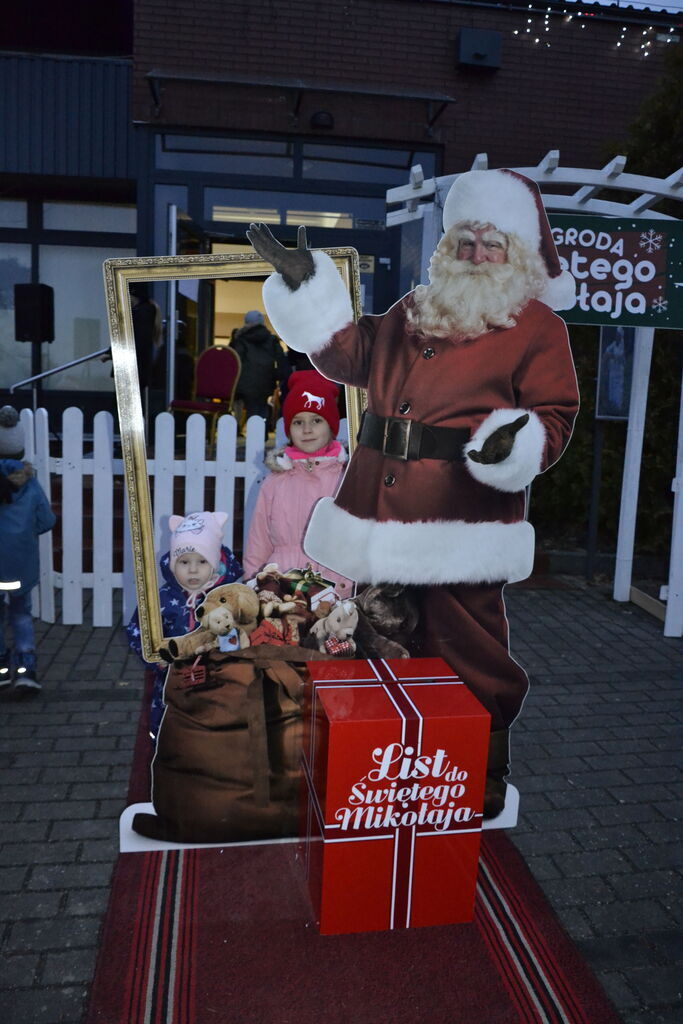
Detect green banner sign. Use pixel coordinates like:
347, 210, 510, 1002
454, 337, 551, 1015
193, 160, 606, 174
549, 215, 683, 329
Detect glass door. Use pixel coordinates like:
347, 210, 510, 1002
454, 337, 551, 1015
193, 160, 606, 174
165, 206, 211, 406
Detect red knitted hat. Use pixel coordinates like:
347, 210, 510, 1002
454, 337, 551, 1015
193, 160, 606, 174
282, 370, 340, 437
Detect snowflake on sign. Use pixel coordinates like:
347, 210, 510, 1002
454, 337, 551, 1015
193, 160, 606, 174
651, 297, 668, 313
640, 229, 663, 254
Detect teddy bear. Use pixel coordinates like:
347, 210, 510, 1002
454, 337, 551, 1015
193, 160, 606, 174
159, 583, 260, 663
160, 612, 242, 663
254, 564, 306, 618
196, 582, 260, 632
307, 600, 359, 656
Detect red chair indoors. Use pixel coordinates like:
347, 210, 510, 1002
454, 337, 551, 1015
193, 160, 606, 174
169, 345, 241, 441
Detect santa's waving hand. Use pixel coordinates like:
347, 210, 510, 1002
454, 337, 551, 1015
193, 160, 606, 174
247, 223, 314, 291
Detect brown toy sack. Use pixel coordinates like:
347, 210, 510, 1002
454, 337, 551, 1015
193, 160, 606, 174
132, 646, 329, 844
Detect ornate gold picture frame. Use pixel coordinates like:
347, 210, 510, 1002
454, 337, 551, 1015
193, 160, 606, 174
102, 248, 363, 662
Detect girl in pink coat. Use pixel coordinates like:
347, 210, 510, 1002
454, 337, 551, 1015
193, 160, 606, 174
243, 370, 354, 597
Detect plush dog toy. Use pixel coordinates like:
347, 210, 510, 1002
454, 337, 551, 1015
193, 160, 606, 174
307, 600, 359, 655
354, 584, 419, 644
349, 584, 420, 659
159, 583, 260, 663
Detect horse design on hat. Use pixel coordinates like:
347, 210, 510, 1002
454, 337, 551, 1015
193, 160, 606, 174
302, 391, 325, 410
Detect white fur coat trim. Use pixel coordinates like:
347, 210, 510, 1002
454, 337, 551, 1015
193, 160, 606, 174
539, 269, 576, 312
262, 251, 354, 356
464, 408, 545, 493
304, 497, 535, 585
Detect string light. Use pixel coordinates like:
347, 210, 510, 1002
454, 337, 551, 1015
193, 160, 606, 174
510, 3, 674, 59
639, 24, 656, 57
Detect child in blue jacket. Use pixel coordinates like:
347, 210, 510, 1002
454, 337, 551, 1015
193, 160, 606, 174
0, 407, 56, 695
127, 510, 243, 740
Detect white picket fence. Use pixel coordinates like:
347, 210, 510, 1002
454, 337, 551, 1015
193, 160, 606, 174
20, 407, 348, 628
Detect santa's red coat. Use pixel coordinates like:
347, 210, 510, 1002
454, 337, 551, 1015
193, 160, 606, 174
263, 252, 579, 587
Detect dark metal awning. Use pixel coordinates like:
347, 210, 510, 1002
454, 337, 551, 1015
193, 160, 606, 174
146, 69, 455, 134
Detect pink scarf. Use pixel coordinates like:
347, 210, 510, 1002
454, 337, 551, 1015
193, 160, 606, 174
284, 440, 342, 461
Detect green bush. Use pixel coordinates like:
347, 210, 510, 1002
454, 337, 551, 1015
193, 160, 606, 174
531, 328, 681, 556
533, 43, 683, 558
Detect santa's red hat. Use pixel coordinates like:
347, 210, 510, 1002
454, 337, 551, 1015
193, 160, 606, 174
442, 169, 576, 311
282, 370, 340, 437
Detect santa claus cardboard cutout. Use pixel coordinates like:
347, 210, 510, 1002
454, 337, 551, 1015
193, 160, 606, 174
247, 169, 579, 821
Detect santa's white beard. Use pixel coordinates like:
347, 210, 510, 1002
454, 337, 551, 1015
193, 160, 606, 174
406, 247, 544, 341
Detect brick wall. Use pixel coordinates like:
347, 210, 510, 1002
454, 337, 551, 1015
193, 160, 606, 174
133, 0, 678, 171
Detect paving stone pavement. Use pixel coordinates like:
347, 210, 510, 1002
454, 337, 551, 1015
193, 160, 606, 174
507, 578, 682, 1024
1, 579, 681, 1024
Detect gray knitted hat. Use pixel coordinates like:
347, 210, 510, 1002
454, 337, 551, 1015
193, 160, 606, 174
244, 310, 264, 325
0, 407, 25, 457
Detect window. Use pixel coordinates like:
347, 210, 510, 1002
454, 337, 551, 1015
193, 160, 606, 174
0, 243, 31, 390
40, 244, 134, 391
43, 202, 137, 233
211, 205, 281, 225
205, 188, 386, 231
156, 135, 294, 176
156, 133, 438, 189
302, 143, 437, 184
0, 200, 27, 229
285, 210, 353, 229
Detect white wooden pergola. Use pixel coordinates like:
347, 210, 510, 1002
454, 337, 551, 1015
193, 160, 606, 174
384, 153, 683, 637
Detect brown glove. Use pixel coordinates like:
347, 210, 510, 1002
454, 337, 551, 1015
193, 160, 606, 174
467, 413, 529, 465
246, 223, 315, 291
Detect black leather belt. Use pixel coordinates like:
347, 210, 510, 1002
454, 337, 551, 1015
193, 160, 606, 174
358, 411, 469, 462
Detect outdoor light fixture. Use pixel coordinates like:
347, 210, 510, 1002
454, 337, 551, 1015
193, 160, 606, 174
0, 580, 21, 590
310, 110, 334, 130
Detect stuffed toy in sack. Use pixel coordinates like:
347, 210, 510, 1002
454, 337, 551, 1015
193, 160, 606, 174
353, 583, 420, 657
159, 582, 259, 663
307, 599, 359, 656
253, 563, 307, 618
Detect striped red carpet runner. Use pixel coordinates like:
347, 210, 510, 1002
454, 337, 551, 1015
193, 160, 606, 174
87, 835, 619, 1024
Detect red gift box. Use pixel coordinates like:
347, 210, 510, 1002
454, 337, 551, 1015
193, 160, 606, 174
301, 657, 490, 935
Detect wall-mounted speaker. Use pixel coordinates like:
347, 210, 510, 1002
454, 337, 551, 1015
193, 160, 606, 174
457, 29, 502, 71
14, 284, 54, 343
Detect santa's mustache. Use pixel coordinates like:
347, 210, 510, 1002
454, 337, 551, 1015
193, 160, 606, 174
406, 251, 536, 340
426, 256, 519, 307
441, 258, 516, 281
459, 265, 496, 275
